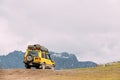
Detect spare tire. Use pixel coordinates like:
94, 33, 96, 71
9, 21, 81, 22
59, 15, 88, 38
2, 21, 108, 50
26, 55, 33, 62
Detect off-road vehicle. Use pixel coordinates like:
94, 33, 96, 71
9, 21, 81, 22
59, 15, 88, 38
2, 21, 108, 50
23, 44, 55, 70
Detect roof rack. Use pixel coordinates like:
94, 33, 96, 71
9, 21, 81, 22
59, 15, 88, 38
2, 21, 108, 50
28, 44, 48, 52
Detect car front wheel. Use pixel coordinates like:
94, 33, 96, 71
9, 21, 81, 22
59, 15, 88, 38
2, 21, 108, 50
41, 63, 46, 70
51, 65, 55, 70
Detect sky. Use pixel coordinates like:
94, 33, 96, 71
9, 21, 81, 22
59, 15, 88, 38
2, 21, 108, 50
0, 0, 120, 64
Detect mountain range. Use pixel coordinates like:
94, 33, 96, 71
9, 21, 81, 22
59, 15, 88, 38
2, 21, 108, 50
0, 51, 97, 69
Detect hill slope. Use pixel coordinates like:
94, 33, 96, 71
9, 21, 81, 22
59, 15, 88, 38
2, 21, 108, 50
0, 62, 120, 80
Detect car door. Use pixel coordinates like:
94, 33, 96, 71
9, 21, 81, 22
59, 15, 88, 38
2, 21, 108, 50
44, 53, 53, 66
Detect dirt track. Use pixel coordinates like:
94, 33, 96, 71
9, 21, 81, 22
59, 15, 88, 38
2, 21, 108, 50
0, 69, 78, 80
0, 69, 57, 80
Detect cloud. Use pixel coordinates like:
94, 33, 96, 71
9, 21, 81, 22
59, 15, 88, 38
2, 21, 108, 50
76, 33, 120, 63
0, 17, 23, 54
0, 0, 120, 63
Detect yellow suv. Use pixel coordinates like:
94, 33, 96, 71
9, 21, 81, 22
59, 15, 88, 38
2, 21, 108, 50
23, 44, 55, 70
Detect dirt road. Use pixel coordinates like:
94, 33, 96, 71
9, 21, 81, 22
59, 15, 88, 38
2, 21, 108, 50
0, 69, 79, 80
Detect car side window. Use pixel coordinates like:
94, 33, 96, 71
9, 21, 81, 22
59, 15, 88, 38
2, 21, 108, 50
43, 53, 48, 59
45, 54, 51, 60
42, 52, 45, 58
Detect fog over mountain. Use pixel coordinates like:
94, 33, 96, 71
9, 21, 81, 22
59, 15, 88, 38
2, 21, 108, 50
0, 0, 120, 63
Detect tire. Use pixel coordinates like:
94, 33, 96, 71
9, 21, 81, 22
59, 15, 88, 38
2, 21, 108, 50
25, 64, 31, 69
35, 66, 40, 69
51, 65, 55, 70
41, 63, 46, 70
26, 55, 33, 62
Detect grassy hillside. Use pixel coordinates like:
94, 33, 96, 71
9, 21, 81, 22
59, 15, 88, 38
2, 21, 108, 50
0, 62, 120, 80
75, 62, 120, 80
51, 62, 120, 80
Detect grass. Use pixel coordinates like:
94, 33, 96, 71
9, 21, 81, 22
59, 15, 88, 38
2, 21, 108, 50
50, 62, 120, 80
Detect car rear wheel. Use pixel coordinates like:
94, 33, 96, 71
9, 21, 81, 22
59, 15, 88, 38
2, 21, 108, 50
25, 64, 31, 69
35, 66, 40, 69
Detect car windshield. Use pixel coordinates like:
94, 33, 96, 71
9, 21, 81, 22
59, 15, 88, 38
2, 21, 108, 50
28, 50, 38, 57
46, 54, 52, 60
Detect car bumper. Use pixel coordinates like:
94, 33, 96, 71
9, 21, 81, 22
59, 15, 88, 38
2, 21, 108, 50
24, 61, 42, 66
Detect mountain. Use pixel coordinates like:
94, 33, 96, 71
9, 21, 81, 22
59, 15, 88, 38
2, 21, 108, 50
0, 51, 97, 69
0, 51, 24, 69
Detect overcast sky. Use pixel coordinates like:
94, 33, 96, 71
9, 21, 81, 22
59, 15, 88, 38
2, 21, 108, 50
0, 0, 120, 63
